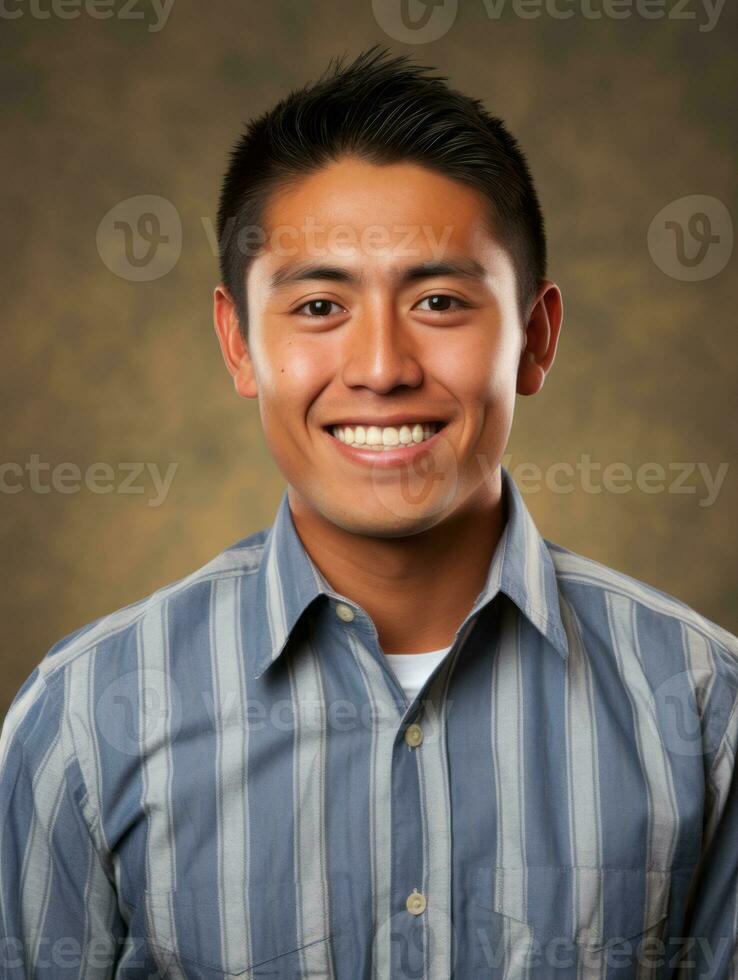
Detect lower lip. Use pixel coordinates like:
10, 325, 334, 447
323, 425, 447, 468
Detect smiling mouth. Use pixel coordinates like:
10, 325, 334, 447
324, 421, 447, 450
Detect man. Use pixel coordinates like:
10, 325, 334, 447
1, 46, 736, 980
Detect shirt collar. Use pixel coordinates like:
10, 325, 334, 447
251, 464, 569, 679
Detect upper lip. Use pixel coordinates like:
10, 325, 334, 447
324, 416, 448, 428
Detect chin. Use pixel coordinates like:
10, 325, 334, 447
317, 492, 452, 537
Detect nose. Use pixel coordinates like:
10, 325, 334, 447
340, 299, 423, 395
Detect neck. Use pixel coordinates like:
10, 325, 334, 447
288, 476, 507, 654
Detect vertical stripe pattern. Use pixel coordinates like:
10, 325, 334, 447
0, 465, 736, 979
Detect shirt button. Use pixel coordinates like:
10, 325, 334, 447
406, 889, 426, 915
335, 602, 355, 623
404, 723, 424, 748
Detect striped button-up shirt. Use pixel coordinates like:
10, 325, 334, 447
2, 465, 737, 979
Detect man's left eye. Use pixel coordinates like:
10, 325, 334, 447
414, 295, 467, 312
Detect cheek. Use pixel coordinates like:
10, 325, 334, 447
432, 328, 519, 404
254, 335, 329, 398
255, 338, 333, 443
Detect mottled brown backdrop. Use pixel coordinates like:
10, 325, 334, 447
2, 0, 736, 718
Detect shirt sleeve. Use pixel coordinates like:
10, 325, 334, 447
0, 668, 126, 978
676, 691, 738, 978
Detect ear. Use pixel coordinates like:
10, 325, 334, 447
516, 281, 563, 397
213, 284, 258, 399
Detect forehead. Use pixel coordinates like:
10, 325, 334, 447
258, 156, 502, 265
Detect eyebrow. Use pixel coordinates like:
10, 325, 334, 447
268, 257, 487, 291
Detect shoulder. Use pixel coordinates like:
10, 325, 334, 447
546, 539, 737, 714
546, 538, 737, 662
545, 540, 738, 761
2, 527, 270, 745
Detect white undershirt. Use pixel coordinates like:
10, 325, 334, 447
383, 645, 453, 702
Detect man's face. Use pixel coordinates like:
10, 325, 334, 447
218, 157, 549, 537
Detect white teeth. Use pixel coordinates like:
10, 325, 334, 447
330, 422, 441, 450
366, 426, 382, 446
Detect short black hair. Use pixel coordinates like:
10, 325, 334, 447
216, 45, 546, 339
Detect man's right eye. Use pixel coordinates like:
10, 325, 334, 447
294, 299, 345, 317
